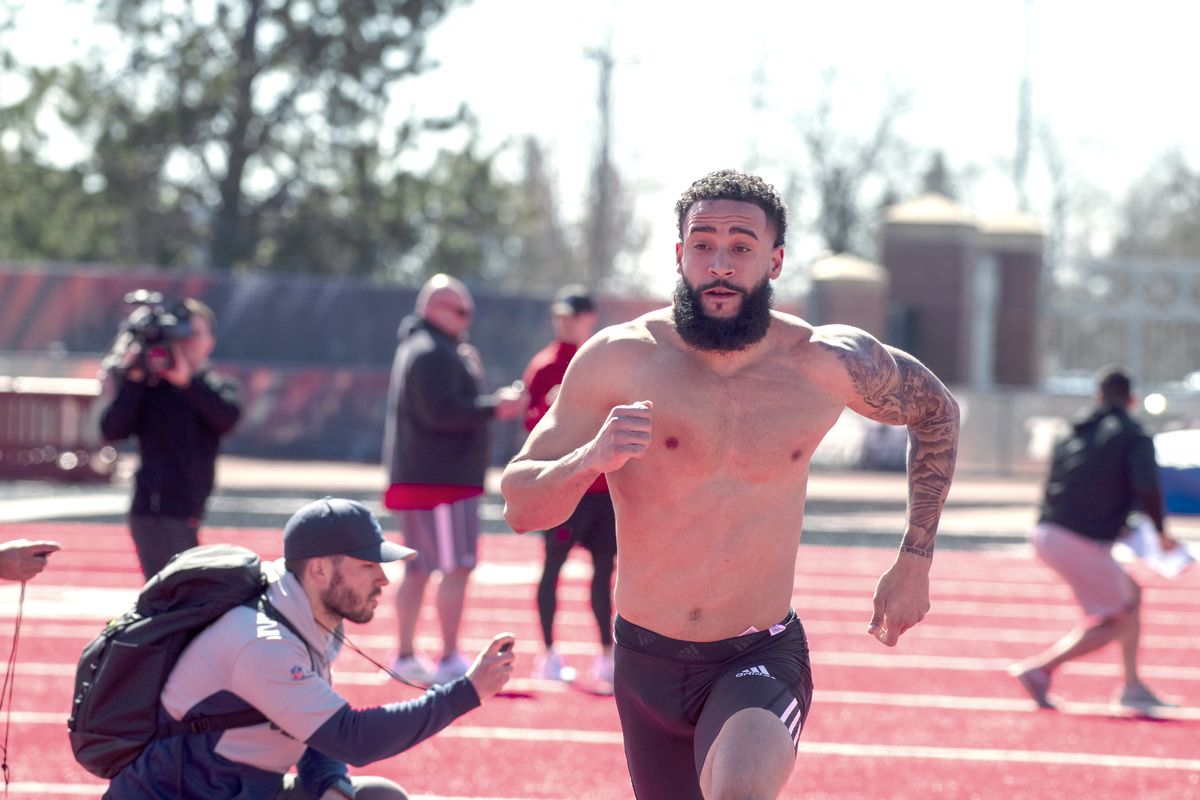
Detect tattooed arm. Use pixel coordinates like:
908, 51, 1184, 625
813, 325, 960, 646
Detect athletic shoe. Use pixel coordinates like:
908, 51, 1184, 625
432, 651, 472, 685
390, 653, 436, 684
589, 652, 615, 685
1009, 664, 1055, 709
1117, 682, 1174, 711
533, 648, 574, 681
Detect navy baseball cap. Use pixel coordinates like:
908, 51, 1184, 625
551, 286, 596, 316
284, 497, 415, 562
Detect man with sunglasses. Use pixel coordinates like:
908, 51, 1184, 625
383, 273, 524, 687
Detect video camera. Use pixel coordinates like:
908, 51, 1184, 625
101, 290, 193, 382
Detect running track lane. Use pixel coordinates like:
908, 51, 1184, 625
0, 523, 1196, 799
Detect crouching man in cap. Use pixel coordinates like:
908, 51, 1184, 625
106, 497, 515, 800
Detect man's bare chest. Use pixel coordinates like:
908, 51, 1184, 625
628, 360, 846, 480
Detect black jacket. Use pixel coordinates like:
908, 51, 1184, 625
100, 370, 241, 520
1039, 405, 1164, 541
383, 316, 500, 488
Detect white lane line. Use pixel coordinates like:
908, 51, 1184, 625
798, 741, 1200, 771
0, 783, 106, 796
30, 612, 1197, 653
380, 726, 1200, 771
21, 645, 1200, 687
23, 686, 1197, 726
814, 690, 1200, 721
0, 786, 541, 800
813, 651, 1200, 681
0, 494, 128, 523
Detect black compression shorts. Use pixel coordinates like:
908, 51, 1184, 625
612, 610, 813, 799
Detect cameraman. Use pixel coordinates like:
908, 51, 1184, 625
100, 298, 241, 579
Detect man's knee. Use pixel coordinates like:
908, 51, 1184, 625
351, 775, 407, 800
1127, 580, 1142, 609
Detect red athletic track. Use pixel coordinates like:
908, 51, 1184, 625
1, 522, 1197, 800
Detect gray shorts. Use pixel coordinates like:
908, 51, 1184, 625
1032, 522, 1136, 619
396, 496, 480, 574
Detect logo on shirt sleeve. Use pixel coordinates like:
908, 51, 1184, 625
290, 664, 310, 681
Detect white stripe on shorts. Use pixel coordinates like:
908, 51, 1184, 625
434, 502, 455, 573
780, 697, 802, 745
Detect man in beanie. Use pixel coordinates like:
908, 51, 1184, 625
106, 497, 515, 800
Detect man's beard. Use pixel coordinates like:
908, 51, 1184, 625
672, 276, 773, 352
322, 570, 379, 624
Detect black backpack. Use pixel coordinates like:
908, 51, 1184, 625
67, 543, 302, 779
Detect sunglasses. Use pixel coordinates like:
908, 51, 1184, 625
436, 303, 472, 318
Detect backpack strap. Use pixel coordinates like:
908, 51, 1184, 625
258, 594, 319, 672
156, 594, 316, 738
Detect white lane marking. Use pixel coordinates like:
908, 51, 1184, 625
25, 648, 1200, 684
798, 741, 1200, 771
814, 690, 1200, 721
0, 494, 127, 523
25, 685, 1198, 723
0, 786, 542, 800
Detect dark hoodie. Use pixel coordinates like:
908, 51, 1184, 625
382, 315, 502, 490
1038, 404, 1165, 541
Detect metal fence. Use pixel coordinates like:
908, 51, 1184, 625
0, 375, 116, 481
1043, 258, 1200, 388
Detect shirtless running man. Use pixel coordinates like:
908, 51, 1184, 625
501, 169, 960, 800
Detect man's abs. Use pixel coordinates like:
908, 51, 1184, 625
612, 516, 803, 641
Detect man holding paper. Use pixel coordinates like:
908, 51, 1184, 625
1009, 367, 1181, 711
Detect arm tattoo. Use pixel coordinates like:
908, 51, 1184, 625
829, 335, 960, 557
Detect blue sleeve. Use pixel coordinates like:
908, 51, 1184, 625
305, 677, 481, 766
297, 746, 350, 798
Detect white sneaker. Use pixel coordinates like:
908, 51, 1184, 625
533, 649, 575, 681
390, 653, 436, 684
432, 651, 472, 685
589, 652, 615, 685
1117, 681, 1174, 711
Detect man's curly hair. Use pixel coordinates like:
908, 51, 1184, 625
674, 169, 788, 248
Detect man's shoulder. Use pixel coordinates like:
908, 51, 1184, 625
586, 312, 667, 354
199, 602, 313, 668
806, 321, 874, 351
526, 341, 566, 370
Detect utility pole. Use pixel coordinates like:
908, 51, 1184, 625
1014, 0, 1033, 212
583, 38, 615, 290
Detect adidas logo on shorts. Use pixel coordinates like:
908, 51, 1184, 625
735, 665, 772, 679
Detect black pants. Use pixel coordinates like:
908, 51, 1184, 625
129, 514, 199, 578
536, 493, 616, 647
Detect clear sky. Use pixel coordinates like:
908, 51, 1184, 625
404, 0, 1200, 295
9, 0, 1200, 297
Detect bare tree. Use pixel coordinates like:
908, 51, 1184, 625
797, 71, 914, 260
1111, 150, 1200, 260
508, 137, 583, 290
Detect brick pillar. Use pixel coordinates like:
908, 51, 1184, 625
880, 194, 978, 385
979, 213, 1044, 387
807, 253, 889, 339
